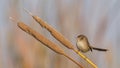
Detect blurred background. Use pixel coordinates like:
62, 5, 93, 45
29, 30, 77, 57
0, 0, 119, 68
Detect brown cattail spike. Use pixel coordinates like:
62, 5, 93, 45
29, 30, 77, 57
24, 9, 74, 50
32, 16, 74, 49
10, 19, 84, 68
18, 22, 83, 68
18, 22, 65, 54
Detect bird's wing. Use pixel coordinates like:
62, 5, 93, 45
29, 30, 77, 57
87, 41, 92, 52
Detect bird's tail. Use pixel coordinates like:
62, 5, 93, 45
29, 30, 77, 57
92, 47, 108, 51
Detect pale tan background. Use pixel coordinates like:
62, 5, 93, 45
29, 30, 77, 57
0, 0, 119, 68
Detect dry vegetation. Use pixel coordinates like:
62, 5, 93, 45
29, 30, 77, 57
10, 9, 98, 68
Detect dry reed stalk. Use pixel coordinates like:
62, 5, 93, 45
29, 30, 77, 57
74, 50, 97, 68
24, 9, 98, 68
10, 18, 84, 68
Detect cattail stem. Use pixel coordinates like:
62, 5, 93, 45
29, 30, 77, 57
63, 54, 83, 68
74, 50, 98, 68
10, 18, 84, 68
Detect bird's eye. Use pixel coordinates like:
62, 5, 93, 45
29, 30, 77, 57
80, 36, 84, 40
77, 35, 86, 40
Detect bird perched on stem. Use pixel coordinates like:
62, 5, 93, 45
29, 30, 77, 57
76, 35, 108, 53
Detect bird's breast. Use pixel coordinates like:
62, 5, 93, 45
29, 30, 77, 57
77, 41, 90, 52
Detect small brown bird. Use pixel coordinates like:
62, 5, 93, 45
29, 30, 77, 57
76, 35, 108, 53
